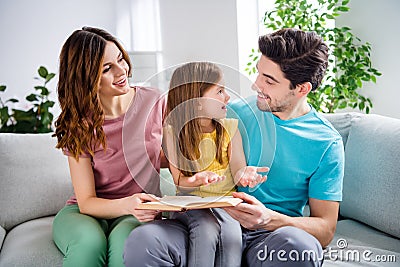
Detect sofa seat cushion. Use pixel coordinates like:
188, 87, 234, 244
0, 216, 62, 267
324, 219, 400, 266
334, 219, 400, 252
340, 114, 400, 238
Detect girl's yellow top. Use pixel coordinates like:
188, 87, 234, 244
186, 118, 238, 197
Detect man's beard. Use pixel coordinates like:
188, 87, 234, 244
257, 91, 294, 113
256, 98, 272, 112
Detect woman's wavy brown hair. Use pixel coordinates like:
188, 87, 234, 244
165, 62, 225, 176
53, 27, 132, 159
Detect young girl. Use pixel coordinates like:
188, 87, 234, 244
163, 62, 268, 267
52, 27, 165, 267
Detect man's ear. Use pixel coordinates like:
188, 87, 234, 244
296, 82, 312, 96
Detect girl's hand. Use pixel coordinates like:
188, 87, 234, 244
129, 193, 160, 222
234, 166, 269, 188
188, 171, 225, 186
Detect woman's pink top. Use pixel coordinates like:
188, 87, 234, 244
65, 87, 165, 205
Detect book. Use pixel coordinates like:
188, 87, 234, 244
137, 195, 243, 211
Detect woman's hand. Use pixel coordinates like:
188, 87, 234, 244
128, 193, 161, 222
234, 166, 269, 188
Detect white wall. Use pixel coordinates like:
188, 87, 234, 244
0, 0, 242, 117
236, 0, 260, 98
158, 0, 240, 93
159, 0, 238, 69
0, 0, 117, 116
336, 0, 400, 118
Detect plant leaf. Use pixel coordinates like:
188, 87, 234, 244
35, 86, 50, 95
26, 94, 38, 102
38, 66, 48, 79
45, 73, 56, 83
6, 98, 19, 103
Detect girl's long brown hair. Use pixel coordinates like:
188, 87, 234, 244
165, 62, 225, 176
53, 27, 132, 159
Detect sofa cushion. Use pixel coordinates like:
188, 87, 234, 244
340, 114, 400, 238
0, 217, 63, 267
0, 133, 73, 230
322, 112, 360, 147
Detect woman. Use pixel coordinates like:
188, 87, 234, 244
52, 26, 165, 267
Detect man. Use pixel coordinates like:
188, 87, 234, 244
124, 28, 344, 267
224, 28, 344, 266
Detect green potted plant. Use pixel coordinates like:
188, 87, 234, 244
246, 0, 381, 113
0, 66, 55, 133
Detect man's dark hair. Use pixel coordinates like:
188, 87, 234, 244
258, 28, 328, 91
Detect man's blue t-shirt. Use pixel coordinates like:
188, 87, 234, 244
228, 96, 344, 217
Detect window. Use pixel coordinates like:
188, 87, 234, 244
116, 0, 162, 87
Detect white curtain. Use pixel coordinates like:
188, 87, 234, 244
116, 0, 161, 52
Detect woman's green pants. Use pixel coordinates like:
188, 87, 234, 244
53, 204, 142, 267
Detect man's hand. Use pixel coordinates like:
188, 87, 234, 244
224, 192, 281, 230
234, 166, 269, 188
226, 192, 339, 247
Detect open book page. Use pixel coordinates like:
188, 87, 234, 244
137, 195, 243, 211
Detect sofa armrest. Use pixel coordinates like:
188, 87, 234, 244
341, 114, 400, 239
0, 133, 72, 231
0, 225, 5, 250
